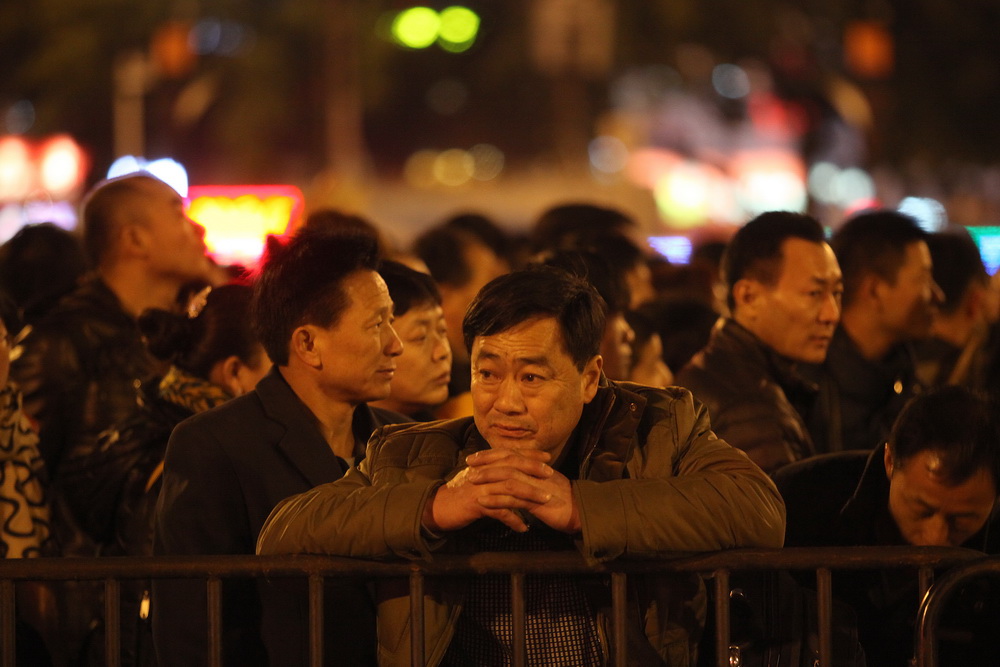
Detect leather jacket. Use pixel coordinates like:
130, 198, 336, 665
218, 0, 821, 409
677, 319, 817, 474
11, 276, 156, 476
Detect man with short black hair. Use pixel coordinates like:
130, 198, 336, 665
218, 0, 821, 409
678, 211, 842, 473
13, 173, 216, 475
258, 265, 785, 666
776, 385, 1000, 666
154, 228, 407, 666
808, 210, 943, 453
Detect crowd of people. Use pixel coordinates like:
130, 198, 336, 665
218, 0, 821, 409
0, 171, 998, 666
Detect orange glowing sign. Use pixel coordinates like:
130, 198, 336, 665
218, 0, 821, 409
186, 185, 304, 266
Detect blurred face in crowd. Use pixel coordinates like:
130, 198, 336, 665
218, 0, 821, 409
134, 178, 214, 285
440, 239, 508, 361
310, 270, 403, 404
885, 447, 997, 547
384, 302, 452, 416
877, 241, 942, 342
629, 332, 673, 388
735, 238, 843, 364
471, 317, 601, 461
600, 312, 635, 381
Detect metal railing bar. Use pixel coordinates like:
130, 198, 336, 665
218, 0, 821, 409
511, 572, 526, 667
308, 574, 323, 667
0, 547, 983, 582
1, 579, 13, 667
611, 571, 627, 666
105, 578, 121, 667
409, 569, 425, 667
713, 569, 730, 667
816, 567, 832, 667
207, 577, 222, 667
915, 556, 999, 667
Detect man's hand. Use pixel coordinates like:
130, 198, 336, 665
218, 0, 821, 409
421, 448, 582, 535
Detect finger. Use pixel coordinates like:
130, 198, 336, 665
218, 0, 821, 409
467, 464, 554, 485
467, 448, 551, 466
467, 457, 554, 480
476, 479, 553, 506
485, 509, 529, 533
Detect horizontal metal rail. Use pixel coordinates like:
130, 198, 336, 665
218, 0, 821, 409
0, 546, 986, 667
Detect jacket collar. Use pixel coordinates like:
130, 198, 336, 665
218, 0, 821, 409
254, 366, 396, 486
572, 377, 646, 482
716, 318, 818, 397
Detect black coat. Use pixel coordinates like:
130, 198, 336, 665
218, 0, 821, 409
153, 367, 409, 666
775, 446, 1000, 667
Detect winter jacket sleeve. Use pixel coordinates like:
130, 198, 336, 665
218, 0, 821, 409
257, 424, 450, 559
574, 386, 786, 561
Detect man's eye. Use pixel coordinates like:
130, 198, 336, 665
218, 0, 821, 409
409, 336, 428, 344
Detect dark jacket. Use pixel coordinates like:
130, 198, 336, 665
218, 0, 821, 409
775, 446, 1000, 667
258, 380, 786, 667
676, 318, 817, 474
153, 367, 409, 667
11, 276, 156, 475
805, 326, 922, 454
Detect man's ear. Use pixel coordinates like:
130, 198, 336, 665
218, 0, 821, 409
884, 443, 894, 479
731, 279, 761, 320
209, 355, 244, 397
119, 222, 150, 259
289, 325, 322, 368
581, 355, 603, 403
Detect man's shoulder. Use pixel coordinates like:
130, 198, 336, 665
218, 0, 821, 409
368, 417, 477, 463
773, 451, 870, 546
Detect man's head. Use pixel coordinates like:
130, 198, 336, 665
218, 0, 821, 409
833, 210, 941, 342
414, 225, 508, 362
535, 249, 634, 381
377, 261, 452, 415
251, 228, 401, 403
884, 386, 1000, 547
81, 174, 211, 284
463, 266, 604, 458
724, 211, 842, 363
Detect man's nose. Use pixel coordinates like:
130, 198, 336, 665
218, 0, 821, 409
494, 377, 525, 413
819, 291, 840, 323
384, 322, 403, 356
917, 516, 950, 547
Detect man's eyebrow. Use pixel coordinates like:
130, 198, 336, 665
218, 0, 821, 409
475, 350, 553, 368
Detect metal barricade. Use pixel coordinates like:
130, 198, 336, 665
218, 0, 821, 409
914, 555, 1000, 667
0, 546, 986, 667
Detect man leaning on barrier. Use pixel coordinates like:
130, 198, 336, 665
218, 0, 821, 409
257, 265, 786, 667
776, 385, 1000, 667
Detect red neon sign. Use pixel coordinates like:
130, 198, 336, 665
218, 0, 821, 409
186, 185, 304, 266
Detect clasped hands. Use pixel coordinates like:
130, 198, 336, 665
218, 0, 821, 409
421, 448, 581, 535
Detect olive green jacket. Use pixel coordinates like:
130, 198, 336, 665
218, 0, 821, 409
258, 381, 785, 666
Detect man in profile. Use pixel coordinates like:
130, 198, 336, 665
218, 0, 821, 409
808, 210, 943, 452
258, 266, 785, 666
13, 173, 216, 475
776, 385, 1000, 666
678, 211, 843, 473
154, 229, 407, 666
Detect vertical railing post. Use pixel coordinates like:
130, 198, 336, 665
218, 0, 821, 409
105, 578, 121, 667
0, 580, 14, 667
611, 572, 627, 666
511, 572, 526, 667
308, 574, 324, 667
713, 569, 731, 667
816, 568, 833, 667
207, 577, 222, 667
409, 571, 425, 667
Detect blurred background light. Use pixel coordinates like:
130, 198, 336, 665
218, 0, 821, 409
438, 6, 480, 52
107, 155, 189, 196
647, 235, 693, 264
898, 196, 947, 233
588, 135, 629, 174
470, 144, 504, 181
39, 135, 87, 198
392, 7, 441, 49
433, 148, 475, 186
712, 64, 751, 99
